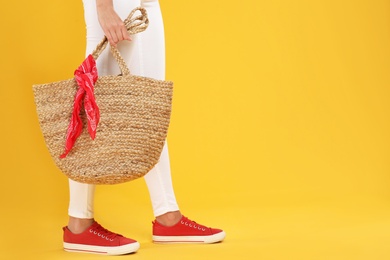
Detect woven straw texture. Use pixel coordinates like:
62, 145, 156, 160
32, 7, 173, 185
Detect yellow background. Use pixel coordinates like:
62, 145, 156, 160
1, 0, 390, 259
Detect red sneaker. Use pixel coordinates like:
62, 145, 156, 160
152, 216, 225, 243
63, 221, 140, 255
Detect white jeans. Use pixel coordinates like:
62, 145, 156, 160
68, 0, 179, 219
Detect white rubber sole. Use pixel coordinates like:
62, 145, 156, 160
63, 241, 140, 255
153, 231, 226, 244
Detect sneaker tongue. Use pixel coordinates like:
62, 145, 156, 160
183, 216, 209, 230
93, 222, 122, 239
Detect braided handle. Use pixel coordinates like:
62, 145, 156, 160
91, 7, 149, 76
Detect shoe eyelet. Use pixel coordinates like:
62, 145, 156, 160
89, 229, 93, 233
202, 228, 206, 231
181, 221, 184, 224
110, 239, 114, 241
106, 237, 109, 240
93, 231, 97, 234
189, 224, 192, 227
198, 227, 202, 230
102, 235, 105, 238
98, 233, 101, 236
185, 222, 188, 226
194, 225, 197, 228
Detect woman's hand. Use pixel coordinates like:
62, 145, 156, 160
96, 0, 131, 46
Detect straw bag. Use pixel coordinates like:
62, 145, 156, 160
32, 7, 173, 185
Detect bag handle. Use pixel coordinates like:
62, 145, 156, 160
91, 7, 149, 76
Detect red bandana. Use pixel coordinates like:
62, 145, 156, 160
60, 55, 100, 158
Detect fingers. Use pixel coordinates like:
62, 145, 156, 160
121, 25, 132, 41
97, 7, 132, 47
105, 22, 132, 47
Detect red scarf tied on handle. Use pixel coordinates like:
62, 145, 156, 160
60, 55, 100, 158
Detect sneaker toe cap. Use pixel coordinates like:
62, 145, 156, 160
211, 228, 224, 235
120, 237, 138, 246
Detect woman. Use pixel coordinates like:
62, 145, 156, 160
62, 0, 225, 255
